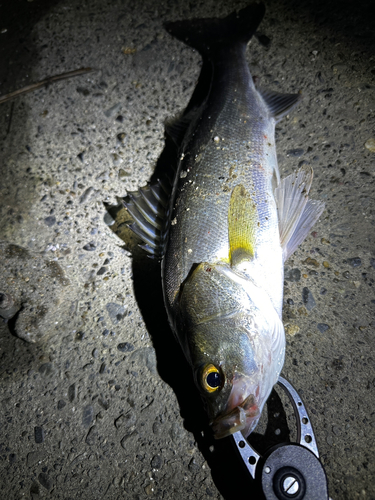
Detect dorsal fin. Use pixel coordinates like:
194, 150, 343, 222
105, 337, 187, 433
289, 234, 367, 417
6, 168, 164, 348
258, 88, 302, 122
123, 179, 172, 258
275, 167, 325, 262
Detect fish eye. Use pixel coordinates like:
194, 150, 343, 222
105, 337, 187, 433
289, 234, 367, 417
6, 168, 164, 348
201, 364, 222, 393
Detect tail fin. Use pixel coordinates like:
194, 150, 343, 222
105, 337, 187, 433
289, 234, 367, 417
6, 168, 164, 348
165, 3, 265, 56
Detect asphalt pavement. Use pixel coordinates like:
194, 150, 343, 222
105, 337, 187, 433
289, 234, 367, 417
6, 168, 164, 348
0, 1, 374, 499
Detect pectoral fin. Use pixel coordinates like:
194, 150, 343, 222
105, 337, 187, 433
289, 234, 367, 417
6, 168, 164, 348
228, 185, 258, 266
275, 167, 325, 262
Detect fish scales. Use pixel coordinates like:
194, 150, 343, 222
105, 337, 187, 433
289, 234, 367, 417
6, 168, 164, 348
124, 3, 325, 439
163, 43, 282, 319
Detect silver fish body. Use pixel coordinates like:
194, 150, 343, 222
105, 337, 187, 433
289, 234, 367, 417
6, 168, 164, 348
125, 3, 324, 439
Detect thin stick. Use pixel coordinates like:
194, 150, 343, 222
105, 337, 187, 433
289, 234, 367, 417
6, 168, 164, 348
6, 101, 14, 135
0, 67, 93, 105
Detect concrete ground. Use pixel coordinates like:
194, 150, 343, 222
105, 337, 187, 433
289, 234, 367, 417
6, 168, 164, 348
0, 0, 374, 499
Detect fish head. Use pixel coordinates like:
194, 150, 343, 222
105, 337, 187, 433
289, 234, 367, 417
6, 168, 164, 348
177, 262, 285, 439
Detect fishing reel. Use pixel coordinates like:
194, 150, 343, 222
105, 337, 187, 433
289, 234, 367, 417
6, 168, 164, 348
232, 377, 330, 500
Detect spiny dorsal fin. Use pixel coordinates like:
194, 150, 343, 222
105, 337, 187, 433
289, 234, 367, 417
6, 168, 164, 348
275, 167, 325, 262
123, 179, 171, 258
228, 184, 258, 266
258, 88, 302, 122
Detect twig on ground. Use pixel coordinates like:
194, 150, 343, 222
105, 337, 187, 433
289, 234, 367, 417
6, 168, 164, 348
0, 67, 93, 105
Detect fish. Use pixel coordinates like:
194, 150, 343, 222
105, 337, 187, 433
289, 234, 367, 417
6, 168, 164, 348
124, 3, 325, 439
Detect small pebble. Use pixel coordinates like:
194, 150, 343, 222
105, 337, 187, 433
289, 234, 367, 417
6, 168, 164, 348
117, 342, 134, 352
317, 323, 330, 333
79, 187, 95, 204
77, 152, 85, 163
364, 138, 375, 152
85, 425, 99, 446
302, 287, 316, 311
82, 405, 94, 428
96, 170, 110, 181
117, 132, 127, 145
75, 331, 85, 341
151, 454, 162, 469
44, 216, 56, 227
83, 242, 96, 251
106, 302, 126, 324
118, 168, 131, 179
38, 363, 54, 378
76, 87, 90, 96
68, 383, 76, 402
303, 257, 319, 268
57, 400, 66, 410
347, 257, 361, 268
34, 426, 45, 444
130, 347, 157, 375
188, 457, 200, 472
285, 268, 301, 282
144, 484, 155, 495
286, 148, 304, 157
152, 422, 161, 435
38, 472, 53, 491
169, 422, 185, 443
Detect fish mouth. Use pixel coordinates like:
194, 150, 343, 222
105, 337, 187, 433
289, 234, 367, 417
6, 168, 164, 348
210, 393, 260, 439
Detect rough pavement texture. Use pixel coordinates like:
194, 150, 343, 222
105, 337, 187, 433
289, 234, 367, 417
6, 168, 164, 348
0, 241, 71, 343
0, 1, 374, 499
